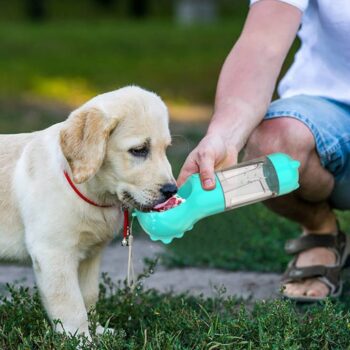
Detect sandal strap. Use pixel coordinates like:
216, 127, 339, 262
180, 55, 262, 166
283, 265, 341, 288
285, 231, 346, 255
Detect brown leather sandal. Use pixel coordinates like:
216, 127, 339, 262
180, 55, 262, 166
281, 227, 350, 302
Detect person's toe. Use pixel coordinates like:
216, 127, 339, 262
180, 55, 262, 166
284, 282, 307, 296
305, 280, 329, 297
283, 279, 330, 298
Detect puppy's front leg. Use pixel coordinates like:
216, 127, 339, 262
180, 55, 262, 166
29, 245, 90, 338
78, 248, 103, 311
78, 247, 115, 335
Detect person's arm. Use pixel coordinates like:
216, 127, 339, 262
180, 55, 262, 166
177, 0, 302, 189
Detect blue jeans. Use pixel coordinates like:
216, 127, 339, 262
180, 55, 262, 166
264, 94, 350, 210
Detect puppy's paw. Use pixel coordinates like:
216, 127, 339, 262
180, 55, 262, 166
76, 335, 92, 350
95, 323, 115, 335
55, 322, 92, 342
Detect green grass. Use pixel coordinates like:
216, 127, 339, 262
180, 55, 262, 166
0, 18, 299, 106
0, 19, 243, 105
2, 273, 350, 349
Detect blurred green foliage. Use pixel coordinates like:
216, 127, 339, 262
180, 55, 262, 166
0, 17, 298, 106
0, 20, 244, 105
0, 0, 249, 20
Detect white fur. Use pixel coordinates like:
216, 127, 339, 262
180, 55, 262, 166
0, 86, 174, 338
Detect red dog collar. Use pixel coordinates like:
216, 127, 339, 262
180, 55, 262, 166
63, 170, 129, 243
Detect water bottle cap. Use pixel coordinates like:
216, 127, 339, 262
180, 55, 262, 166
267, 153, 300, 195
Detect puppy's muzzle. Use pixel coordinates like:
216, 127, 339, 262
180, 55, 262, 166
159, 183, 178, 200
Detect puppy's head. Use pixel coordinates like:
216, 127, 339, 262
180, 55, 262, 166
60, 86, 176, 211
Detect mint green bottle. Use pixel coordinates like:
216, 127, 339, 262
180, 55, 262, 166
134, 153, 300, 244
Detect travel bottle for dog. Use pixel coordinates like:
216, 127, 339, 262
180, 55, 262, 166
134, 153, 300, 244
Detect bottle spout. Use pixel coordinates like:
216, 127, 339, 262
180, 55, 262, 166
134, 173, 225, 244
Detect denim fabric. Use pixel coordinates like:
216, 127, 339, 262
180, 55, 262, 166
264, 94, 350, 210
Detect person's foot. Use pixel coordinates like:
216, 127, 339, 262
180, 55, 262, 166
283, 246, 336, 298
283, 214, 338, 298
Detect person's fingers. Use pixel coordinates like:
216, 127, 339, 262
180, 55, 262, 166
177, 154, 199, 187
216, 151, 238, 171
197, 150, 216, 190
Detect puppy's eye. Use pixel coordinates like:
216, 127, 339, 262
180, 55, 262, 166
129, 146, 149, 157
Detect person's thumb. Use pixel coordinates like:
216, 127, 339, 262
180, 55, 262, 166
198, 153, 216, 190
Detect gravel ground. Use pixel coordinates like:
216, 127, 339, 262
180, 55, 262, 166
0, 238, 281, 300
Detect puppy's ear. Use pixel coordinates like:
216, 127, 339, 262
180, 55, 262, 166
60, 107, 118, 184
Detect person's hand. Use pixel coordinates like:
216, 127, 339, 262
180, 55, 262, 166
177, 132, 238, 190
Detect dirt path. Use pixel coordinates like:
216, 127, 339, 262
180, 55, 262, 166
0, 238, 280, 300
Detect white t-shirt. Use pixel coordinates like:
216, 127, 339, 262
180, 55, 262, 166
250, 0, 350, 104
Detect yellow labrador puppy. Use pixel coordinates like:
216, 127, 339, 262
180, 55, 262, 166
0, 86, 176, 338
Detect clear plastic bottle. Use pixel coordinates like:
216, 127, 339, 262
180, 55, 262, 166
217, 156, 280, 210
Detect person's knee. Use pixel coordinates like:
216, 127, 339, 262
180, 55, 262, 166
244, 118, 315, 170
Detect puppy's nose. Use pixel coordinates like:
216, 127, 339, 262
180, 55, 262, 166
160, 183, 178, 199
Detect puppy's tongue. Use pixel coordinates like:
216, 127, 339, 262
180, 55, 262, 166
153, 195, 185, 212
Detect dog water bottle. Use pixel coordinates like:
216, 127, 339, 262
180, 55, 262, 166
134, 153, 300, 244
